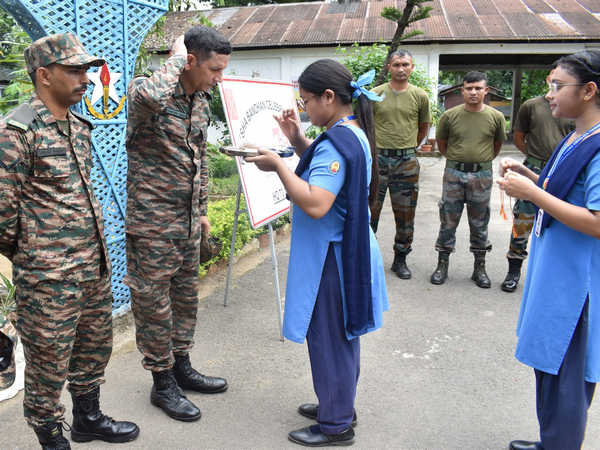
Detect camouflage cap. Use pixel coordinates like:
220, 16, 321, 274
0, 314, 16, 391
24, 33, 105, 74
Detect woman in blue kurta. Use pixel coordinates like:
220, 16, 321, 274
246, 59, 388, 447
498, 51, 600, 450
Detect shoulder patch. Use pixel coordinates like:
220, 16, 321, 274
70, 111, 94, 130
6, 104, 37, 132
328, 160, 341, 174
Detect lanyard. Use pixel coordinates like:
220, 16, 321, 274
543, 123, 600, 189
331, 115, 355, 129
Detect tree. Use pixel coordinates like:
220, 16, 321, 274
0, 8, 33, 115
373, 0, 433, 87
170, 0, 196, 11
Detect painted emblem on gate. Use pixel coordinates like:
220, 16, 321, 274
329, 160, 340, 174
85, 62, 126, 119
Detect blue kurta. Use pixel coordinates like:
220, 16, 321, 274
515, 151, 600, 382
283, 125, 389, 344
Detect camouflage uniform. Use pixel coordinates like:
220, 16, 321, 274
125, 55, 210, 372
434, 105, 506, 257
435, 167, 493, 255
370, 83, 430, 257
370, 154, 420, 255
0, 93, 113, 427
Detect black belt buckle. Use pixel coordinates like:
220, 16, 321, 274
459, 162, 474, 172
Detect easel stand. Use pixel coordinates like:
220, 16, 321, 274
223, 182, 284, 341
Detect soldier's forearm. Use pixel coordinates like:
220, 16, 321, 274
129, 56, 186, 115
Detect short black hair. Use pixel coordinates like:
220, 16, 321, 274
389, 50, 413, 61
463, 71, 487, 85
184, 25, 231, 65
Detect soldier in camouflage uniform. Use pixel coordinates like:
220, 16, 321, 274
501, 68, 574, 293
125, 26, 230, 422
369, 50, 430, 279
431, 72, 506, 288
0, 33, 139, 449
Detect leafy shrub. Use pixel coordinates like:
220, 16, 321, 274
199, 196, 290, 275
0, 272, 16, 324
208, 143, 237, 179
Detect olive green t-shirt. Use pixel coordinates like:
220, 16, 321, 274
436, 104, 506, 163
513, 96, 574, 161
56, 119, 71, 136
371, 83, 430, 149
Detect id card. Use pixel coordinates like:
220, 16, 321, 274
535, 209, 543, 237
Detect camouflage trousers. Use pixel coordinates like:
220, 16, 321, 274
14, 275, 113, 428
370, 153, 420, 255
435, 167, 493, 256
507, 160, 544, 260
125, 227, 201, 372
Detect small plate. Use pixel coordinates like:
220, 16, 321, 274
219, 147, 259, 157
220, 146, 295, 158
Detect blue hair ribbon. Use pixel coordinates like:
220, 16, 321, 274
350, 69, 385, 101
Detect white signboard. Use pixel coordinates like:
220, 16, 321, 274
219, 76, 299, 229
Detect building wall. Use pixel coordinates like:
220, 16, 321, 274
150, 41, 586, 141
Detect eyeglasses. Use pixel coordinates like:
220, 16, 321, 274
296, 94, 319, 111
548, 82, 586, 95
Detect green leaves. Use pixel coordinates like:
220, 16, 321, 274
381, 7, 403, 22
0, 272, 15, 321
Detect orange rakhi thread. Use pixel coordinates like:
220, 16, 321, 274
500, 174, 517, 238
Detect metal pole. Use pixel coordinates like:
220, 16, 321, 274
268, 222, 284, 341
223, 182, 244, 307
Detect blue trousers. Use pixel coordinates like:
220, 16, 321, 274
535, 299, 596, 450
306, 244, 360, 435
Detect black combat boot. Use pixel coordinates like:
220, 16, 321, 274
391, 253, 411, 279
33, 422, 71, 450
173, 353, 228, 394
151, 369, 201, 422
472, 256, 491, 288
70, 386, 139, 443
430, 253, 450, 285
501, 258, 523, 292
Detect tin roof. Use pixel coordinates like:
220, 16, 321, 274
144, 0, 600, 51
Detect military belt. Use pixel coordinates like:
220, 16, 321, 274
446, 160, 492, 172
525, 155, 548, 169
377, 148, 416, 157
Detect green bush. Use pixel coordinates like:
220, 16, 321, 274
0, 272, 15, 321
199, 196, 290, 275
207, 143, 237, 179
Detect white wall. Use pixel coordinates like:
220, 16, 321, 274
150, 41, 587, 143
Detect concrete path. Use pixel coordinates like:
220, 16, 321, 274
1, 149, 598, 450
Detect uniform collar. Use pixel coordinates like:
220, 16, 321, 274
28, 92, 81, 133
174, 81, 212, 102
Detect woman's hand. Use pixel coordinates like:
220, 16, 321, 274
244, 148, 284, 172
498, 157, 524, 177
496, 171, 538, 201
274, 108, 302, 142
